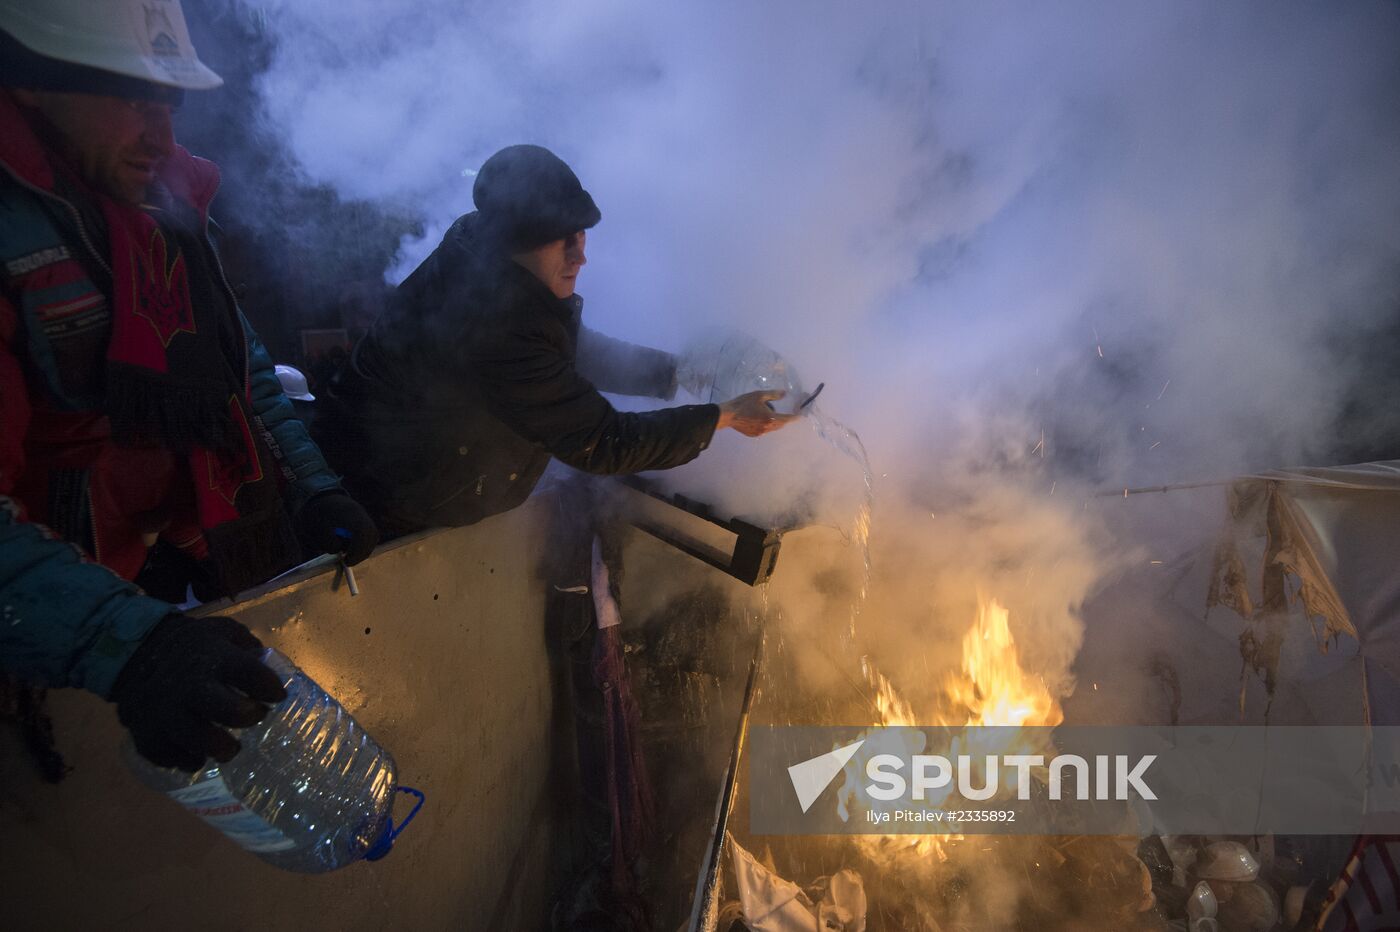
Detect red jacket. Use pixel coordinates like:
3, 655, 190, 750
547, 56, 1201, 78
0, 93, 342, 697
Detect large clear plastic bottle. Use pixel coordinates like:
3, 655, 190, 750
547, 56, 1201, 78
127, 648, 409, 873
678, 331, 807, 415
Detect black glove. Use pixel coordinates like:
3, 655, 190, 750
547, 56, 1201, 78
110, 615, 287, 771
296, 491, 379, 565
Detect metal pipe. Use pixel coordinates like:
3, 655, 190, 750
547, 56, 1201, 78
687, 625, 765, 932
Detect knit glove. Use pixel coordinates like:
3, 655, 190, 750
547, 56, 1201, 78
297, 491, 379, 565
111, 615, 287, 771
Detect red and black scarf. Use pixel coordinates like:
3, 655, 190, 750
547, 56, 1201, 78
2, 92, 301, 595
98, 156, 301, 595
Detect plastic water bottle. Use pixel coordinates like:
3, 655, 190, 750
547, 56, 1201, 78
678, 331, 807, 414
127, 648, 421, 873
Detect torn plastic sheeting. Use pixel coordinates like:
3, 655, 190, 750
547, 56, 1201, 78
1205, 465, 1400, 725
727, 832, 867, 932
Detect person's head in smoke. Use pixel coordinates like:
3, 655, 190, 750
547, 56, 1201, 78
472, 144, 601, 300
0, 0, 221, 205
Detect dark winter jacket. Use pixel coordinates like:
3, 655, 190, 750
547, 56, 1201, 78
0, 93, 344, 697
315, 212, 719, 532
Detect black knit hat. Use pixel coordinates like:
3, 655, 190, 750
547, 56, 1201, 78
472, 145, 601, 253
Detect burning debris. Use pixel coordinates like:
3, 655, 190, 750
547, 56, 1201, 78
830, 597, 1062, 866
705, 589, 1355, 931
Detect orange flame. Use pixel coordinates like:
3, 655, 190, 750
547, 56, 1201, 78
836, 596, 1063, 864
947, 597, 1063, 730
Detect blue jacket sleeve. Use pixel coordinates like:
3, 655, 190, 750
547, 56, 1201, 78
242, 313, 344, 514
0, 498, 171, 698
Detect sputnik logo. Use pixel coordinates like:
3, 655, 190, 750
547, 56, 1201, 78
787, 739, 865, 813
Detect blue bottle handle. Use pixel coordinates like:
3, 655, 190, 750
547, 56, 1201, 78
364, 786, 426, 862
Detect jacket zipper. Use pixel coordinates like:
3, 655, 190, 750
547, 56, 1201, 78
88, 484, 102, 565
204, 227, 251, 391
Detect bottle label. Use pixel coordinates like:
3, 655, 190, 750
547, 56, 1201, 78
167, 779, 297, 853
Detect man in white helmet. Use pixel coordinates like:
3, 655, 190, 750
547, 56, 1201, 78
0, 0, 378, 772
275, 362, 318, 426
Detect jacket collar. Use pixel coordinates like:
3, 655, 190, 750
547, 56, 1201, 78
451, 211, 583, 327
0, 89, 222, 221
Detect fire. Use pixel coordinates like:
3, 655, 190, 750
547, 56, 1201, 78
835, 596, 1063, 864
946, 597, 1063, 731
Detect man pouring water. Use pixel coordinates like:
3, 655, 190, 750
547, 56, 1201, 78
314, 144, 800, 536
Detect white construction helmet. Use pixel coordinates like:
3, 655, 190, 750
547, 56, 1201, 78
0, 0, 221, 91
275, 365, 315, 402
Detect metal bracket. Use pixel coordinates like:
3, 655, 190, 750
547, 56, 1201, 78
617, 476, 798, 586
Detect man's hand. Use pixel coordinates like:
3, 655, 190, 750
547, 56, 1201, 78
716, 390, 800, 437
110, 615, 287, 771
297, 492, 379, 565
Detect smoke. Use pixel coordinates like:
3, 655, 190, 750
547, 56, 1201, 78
187, 0, 1393, 786
185, 0, 1400, 914
236, 0, 1400, 476
201, 0, 1399, 682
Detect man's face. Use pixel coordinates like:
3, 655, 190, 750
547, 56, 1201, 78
15, 90, 176, 205
512, 230, 587, 299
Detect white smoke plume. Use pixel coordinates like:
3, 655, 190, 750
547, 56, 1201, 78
231, 0, 1400, 693
248, 0, 1400, 482
206, 1, 1400, 917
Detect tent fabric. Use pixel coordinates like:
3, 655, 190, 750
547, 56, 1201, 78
1207, 462, 1400, 726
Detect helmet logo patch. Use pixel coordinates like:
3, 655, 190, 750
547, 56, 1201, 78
144, 5, 179, 57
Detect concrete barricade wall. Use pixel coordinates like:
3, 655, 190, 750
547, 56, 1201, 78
1, 498, 562, 931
